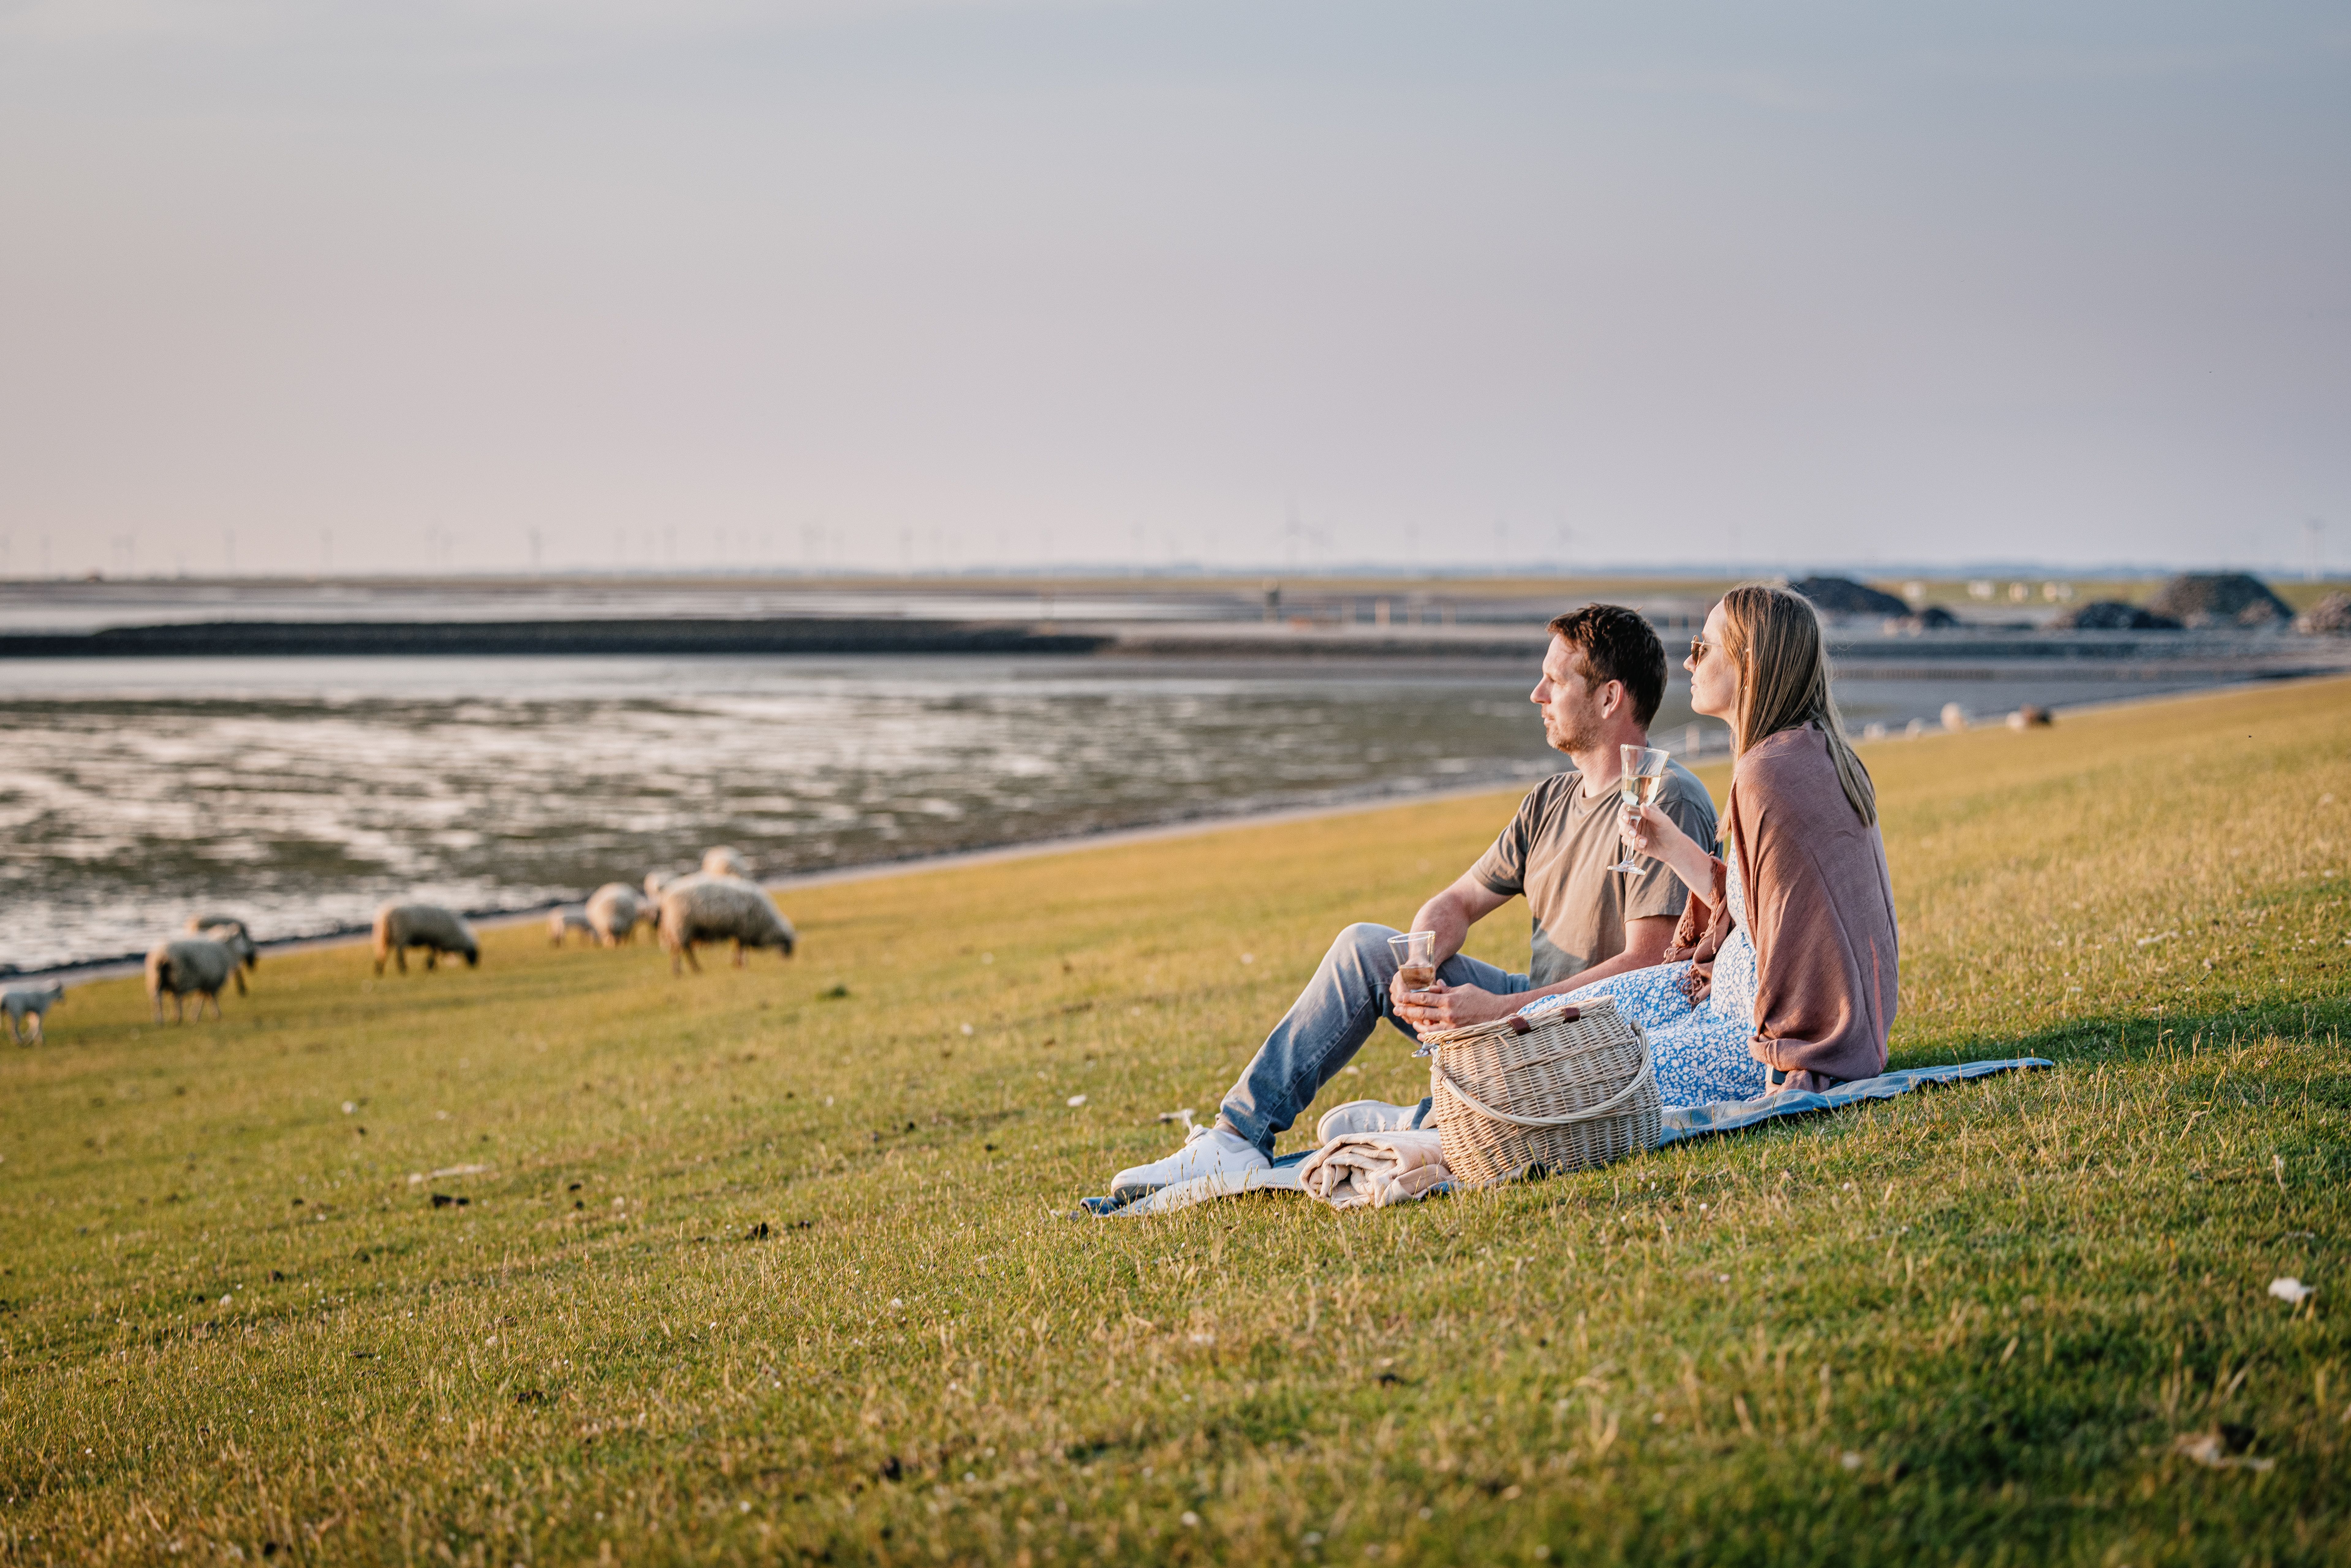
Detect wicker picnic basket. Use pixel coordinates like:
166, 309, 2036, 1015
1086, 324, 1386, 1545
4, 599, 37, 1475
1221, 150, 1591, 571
1420, 997, 1660, 1186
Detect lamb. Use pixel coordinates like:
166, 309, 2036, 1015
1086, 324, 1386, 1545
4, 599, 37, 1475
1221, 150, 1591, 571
146, 938, 245, 1023
701, 845, 755, 879
372, 903, 480, 976
658, 876, 797, 976
183, 913, 260, 972
3, 982, 63, 1045
584, 882, 652, 946
547, 905, 594, 946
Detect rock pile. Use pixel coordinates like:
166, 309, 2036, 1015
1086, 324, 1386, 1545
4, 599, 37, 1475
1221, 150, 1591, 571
2292, 591, 2351, 636
1788, 576, 1910, 617
2054, 601, 2183, 631
2145, 573, 2294, 628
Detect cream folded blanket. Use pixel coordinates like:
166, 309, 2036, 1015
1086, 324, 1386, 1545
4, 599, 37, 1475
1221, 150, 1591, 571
1297, 1129, 1452, 1210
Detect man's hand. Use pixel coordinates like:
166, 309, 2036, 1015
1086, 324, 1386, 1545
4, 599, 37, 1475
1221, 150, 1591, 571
1391, 977, 1519, 1033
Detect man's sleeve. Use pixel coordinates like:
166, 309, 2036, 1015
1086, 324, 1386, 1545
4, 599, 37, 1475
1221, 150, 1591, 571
1468, 787, 1539, 897
1625, 774, 1719, 921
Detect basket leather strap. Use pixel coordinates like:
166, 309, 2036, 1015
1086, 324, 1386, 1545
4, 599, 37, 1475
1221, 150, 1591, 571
1429, 1024, 1654, 1129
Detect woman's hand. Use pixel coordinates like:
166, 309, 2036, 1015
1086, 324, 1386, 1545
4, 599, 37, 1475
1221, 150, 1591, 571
1620, 800, 1717, 897
1391, 978, 1517, 1033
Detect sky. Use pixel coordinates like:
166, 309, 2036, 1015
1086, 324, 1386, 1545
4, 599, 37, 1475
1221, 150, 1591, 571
2, 0, 2347, 579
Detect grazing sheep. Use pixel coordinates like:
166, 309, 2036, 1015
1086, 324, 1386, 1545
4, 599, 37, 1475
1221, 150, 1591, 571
146, 938, 245, 1023
658, 876, 796, 976
372, 903, 480, 976
547, 905, 594, 946
701, 845, 755, 879
584, 882, 651, 946
185, 914, 260, 972
4, 982, 63, 1045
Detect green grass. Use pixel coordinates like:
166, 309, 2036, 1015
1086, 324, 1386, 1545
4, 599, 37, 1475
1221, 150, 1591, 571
4, 678, 2348, 1566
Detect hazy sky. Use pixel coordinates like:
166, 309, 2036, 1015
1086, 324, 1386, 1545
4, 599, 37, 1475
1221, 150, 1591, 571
3, 1, 2347, 578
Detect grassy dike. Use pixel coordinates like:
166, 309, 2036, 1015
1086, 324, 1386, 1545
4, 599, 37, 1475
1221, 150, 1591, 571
3, 678, 2348, 1566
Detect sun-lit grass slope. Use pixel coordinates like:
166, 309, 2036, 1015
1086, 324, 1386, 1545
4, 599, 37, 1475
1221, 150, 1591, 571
2, 678, 2347, 1565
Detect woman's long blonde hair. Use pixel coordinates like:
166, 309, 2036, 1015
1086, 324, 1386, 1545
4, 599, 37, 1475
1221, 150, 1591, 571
1717, 583, 1877, 826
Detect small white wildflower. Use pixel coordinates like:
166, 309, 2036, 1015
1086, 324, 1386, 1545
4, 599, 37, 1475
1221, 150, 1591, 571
1066, 1094, 1088, 1107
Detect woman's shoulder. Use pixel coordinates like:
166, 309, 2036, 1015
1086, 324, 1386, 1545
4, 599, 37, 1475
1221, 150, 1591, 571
1732, 725, 1846, 816
1738, 723, 1833, 778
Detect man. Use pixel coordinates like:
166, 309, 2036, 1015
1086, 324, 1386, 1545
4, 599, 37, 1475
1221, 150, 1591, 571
1111, 603, 1717, 1199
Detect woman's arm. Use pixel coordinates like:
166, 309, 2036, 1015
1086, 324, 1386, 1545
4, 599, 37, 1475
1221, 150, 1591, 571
1621, 799, 1722, 901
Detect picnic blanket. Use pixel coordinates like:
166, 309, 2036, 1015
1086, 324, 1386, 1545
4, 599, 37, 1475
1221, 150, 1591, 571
1297, 1129, 1452, 1210
1074, 1056, 2052, 1218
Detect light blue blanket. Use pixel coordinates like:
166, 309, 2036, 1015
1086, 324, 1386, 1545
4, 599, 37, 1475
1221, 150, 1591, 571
1655, 1057, 2053, 1144
1077, 1056, 2053, 1217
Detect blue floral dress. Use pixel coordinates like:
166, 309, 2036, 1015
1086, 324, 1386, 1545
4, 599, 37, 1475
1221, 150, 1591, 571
1521, 856, 1767, 1107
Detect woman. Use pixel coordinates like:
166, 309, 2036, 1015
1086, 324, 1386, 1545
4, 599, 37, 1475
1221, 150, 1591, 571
1532, 582, 1900, 1105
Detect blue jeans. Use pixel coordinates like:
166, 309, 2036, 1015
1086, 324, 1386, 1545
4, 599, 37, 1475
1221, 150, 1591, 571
1216, 922, 1532, 1154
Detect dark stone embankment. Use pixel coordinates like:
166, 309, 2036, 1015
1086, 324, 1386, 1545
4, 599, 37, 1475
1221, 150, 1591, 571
0, 617, 1112, 659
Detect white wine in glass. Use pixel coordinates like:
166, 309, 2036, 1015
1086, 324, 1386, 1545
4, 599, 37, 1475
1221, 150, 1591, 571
1608, 744, 1672, 873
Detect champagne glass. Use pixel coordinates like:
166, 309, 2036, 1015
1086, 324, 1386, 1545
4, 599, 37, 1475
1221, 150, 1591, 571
1607, 744, 1671, 873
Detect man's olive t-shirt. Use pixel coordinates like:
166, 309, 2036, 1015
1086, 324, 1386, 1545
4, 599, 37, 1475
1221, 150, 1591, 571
1469, 759, 1719, 989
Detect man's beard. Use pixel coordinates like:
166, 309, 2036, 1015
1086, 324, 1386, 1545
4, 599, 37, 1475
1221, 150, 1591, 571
1546, 701, 1602, 754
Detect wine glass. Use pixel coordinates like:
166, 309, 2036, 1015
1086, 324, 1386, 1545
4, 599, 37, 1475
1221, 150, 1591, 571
1607, 744, 1672, 873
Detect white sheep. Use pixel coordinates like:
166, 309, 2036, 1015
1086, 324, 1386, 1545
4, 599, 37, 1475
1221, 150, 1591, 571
701, 845, 755, 879
547, 905, 594, 946
184, 914, 260, 973
4, 982, 63, 1045
584, 883, 651, 946
372, 903, 480, 976
146, 938, 245, 1023
658, 876, 797, 976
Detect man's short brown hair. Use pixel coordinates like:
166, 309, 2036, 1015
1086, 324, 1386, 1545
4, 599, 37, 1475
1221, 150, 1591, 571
1546, 604, 1669, 727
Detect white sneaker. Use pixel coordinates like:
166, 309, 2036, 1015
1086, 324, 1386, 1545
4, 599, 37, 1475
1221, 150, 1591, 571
1110, 1125, 1268, 1200
1315, 1099, 1424, 1142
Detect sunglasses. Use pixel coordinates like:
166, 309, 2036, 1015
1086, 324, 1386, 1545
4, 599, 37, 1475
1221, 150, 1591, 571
1687, 637, 1716, 661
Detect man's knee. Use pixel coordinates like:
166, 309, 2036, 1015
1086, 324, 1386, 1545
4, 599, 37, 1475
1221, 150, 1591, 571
1330, 922, 1399, 969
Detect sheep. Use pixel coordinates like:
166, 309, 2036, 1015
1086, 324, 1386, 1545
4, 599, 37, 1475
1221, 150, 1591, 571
547, 905, 594, 946
701, 845, 755, 879
184, 913, 260, 972
372, 903, 480, 976
658, 876, 796, 977
3, 982, 63, 1045
146, 938, 245, 1023
584, 882, 651, 946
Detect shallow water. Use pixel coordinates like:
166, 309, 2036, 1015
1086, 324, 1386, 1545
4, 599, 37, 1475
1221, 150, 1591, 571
0, 654, 2246, 972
